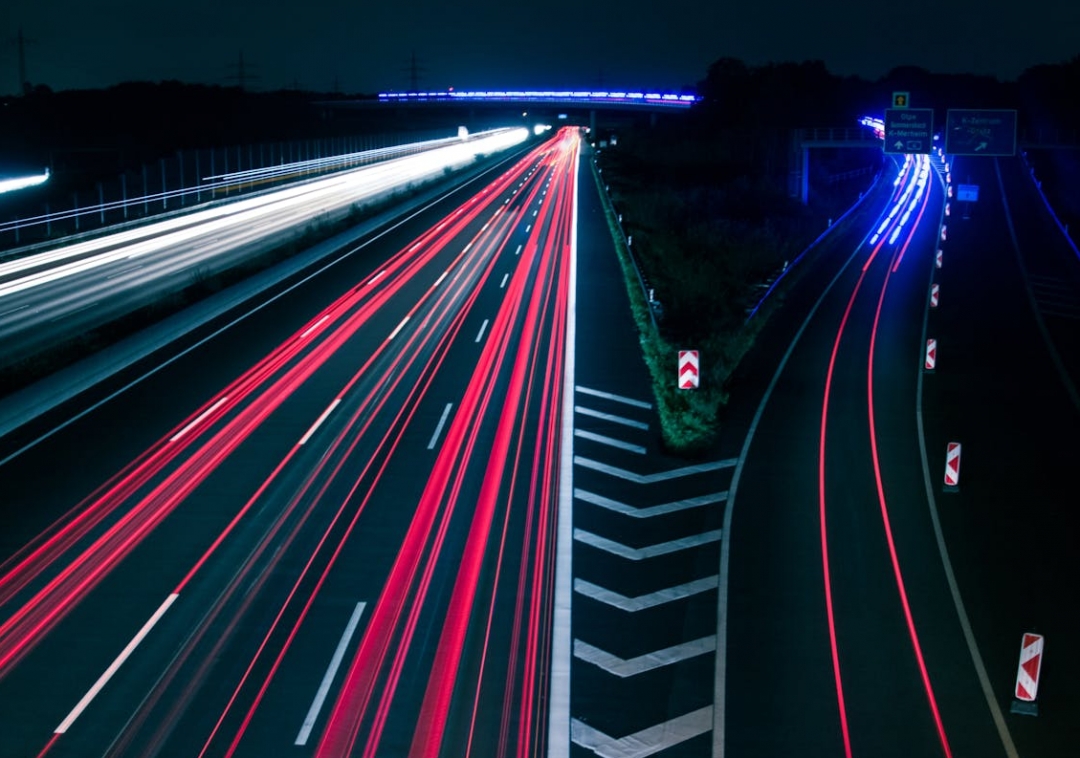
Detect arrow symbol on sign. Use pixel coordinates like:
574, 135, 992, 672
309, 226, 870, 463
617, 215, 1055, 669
894, 140, 905, 150
975, 142, 988, 151
680, 363, 698, 376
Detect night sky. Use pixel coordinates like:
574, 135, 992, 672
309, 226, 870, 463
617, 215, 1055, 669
3, 0, 1079, 95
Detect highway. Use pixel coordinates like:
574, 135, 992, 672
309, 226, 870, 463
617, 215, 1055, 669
722, 147, 1078, 757
0, 127, 578, 757
0, 128, 530, 368
1, 113, 1077, 758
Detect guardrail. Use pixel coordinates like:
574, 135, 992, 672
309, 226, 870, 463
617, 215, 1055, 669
0, 130, 472, 253
744, 168, 882, 324
1020, 150, 1079, 260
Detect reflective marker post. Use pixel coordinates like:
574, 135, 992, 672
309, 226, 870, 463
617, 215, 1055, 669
943, 441, 960, 492
1011, 632, 1044, 716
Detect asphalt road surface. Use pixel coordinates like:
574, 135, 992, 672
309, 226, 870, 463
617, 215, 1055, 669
0, 127, 577, 758
723, 150, 1078, 757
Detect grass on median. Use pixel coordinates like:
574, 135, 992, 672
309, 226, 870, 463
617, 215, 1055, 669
590, 149, 880, 456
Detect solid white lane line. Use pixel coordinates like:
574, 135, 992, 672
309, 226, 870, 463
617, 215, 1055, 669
574, 405, 648, 430
572, 706, 713, 758
574, 635, 715, 677
0, 304, 29, 317
548, 141, 579, 758
386, 316, 409, 341
300, 315, 329, 339
573, 456, 736, 483
295, 602, 367, 746
500, 273, 509, 288
427, 403, 453, 450
574, 576, 718, 612
574, 429, 645, 454
475, 319, 489, 343
574, 529, 722, 560
55, 593, 179, 734
575, 489, 726, 518
170, 397, 229, 442
299, 398, 341, 445
574, 385, 652, 409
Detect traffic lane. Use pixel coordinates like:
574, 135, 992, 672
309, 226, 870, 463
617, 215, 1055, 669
868, 191, 1009, 758
720, 160, 903, 454
724, 238, 878, 757
0, 141, 544, 376
0, 142, 547, 545
0, 161, 504, 366
927, 155, 1080, 757
722, 156, 918, 755
193, 145, 574, 757
820, 236, 948, 757
0, 175, 357, 286
0, 154, 557, 755
997, 155, 1080, 388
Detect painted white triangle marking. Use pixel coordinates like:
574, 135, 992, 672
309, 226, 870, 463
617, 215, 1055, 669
574, 529, 722, 560
574, 576, 718, 611
574, 635, 715, 677
571, 706, 713, 758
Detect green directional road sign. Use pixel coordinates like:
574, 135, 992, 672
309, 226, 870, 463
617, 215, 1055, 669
945, 109, 1017, 156
884, 108, 934, 154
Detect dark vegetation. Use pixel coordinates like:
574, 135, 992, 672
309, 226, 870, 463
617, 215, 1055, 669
596, 56, 1080, 453
1, 57, 1078, 442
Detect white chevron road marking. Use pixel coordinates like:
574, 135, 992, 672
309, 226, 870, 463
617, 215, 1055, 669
574, 529, 722, 560
574, 635, 715, 677
571, 706, 713, 758
574, 456, 736, 483
575, 488, 726, 518
573, 576, 718, 611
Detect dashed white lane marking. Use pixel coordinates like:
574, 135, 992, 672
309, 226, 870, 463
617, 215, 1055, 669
427, 403, 453, 450
295, 601, 367, 746
56, 593, 179, 734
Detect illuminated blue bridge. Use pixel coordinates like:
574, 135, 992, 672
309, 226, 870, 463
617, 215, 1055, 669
318, 89, 701, 132
377, 89, 700, 109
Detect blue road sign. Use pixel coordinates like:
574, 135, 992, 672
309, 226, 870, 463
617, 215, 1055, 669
945, 109, 1017, 156
957, 184, 979, 202
884, 108, 933, 154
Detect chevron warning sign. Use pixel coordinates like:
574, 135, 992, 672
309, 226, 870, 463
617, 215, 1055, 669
678, 350, 699, 389
1012, 632, 1044, 716
936, 249, 943, 269
943, 441, 960, 491
930, 283, 940, 308
925, 338, 937, 371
